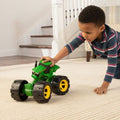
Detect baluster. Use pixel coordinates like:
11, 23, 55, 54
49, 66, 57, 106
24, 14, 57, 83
89, 0, 92, 5
116, 6, 120, 24
74, 0, 77, 18
88, 0, 90, 5
82, 0, 85, 8
64, 0, 67, 26
84, 0, 87, 7
109, 6, 113, 24
69, 9, 71, 22
85, 0, 89, 7
86, 0, 89, 6
112, 6, 116, 24
77, 8, 79, 16
90, 0, 94, 3
69, 0, 73, 22
63, 0, 97, 26
73, 9, 75, 18
78, 0, 82, 14
80, 0, 83, 10
65, 10, 67, 26
104, 7, 109, 24
73, 0, 75, 19
87, 0, 90, 6
66, 0, 70, 25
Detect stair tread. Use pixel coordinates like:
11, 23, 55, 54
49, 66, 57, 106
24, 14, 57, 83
31, 35, 53, 37
19, 45, 52, 49
41, 25, 53, 28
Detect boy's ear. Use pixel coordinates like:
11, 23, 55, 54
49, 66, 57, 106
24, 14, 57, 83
99, 24, 105, 32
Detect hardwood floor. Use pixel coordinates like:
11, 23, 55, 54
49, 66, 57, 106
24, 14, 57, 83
0, 56, 40, 66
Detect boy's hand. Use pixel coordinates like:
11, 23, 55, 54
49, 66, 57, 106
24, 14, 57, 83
94, 81, 110, 95
94, 86, 108, 94
40, 56, 57, 67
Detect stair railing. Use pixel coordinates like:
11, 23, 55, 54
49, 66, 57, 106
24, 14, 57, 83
51, 0, 95, 57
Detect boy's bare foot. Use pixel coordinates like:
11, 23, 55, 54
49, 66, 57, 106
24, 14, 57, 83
94, 81, 110, 95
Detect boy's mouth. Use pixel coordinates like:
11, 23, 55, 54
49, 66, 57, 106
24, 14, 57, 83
86, 39, 91, 42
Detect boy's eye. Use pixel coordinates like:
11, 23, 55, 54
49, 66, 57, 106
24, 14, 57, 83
86, 32, 91, 34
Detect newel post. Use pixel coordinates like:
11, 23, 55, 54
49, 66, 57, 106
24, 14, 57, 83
51, 0, 66, 57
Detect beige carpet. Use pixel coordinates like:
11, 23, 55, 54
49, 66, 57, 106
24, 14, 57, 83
0, 58, 120, 120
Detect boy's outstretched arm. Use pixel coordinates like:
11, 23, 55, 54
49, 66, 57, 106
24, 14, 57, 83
41, 33, 85, 67
40, 47, 69, 67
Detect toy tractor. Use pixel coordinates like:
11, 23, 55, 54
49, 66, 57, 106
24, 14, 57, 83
10, 60, 70, 103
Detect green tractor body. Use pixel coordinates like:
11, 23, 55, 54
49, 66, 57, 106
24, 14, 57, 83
23, 60, 60, 96
10, 60, 70, 103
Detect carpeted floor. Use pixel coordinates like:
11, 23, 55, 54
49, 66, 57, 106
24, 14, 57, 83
0, 58, 120, 120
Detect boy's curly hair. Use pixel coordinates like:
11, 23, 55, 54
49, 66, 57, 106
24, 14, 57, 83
79, 5, 105, 27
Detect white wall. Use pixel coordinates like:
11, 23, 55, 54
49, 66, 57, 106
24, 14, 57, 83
0, 0, 51, 57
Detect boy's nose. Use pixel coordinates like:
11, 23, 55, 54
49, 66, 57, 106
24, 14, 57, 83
82, 33, 88, 39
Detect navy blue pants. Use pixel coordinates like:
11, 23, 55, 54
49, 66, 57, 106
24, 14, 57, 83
114, 60, 120, 79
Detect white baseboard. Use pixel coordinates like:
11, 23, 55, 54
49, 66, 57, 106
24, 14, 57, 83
0, 48, 86, 58
0, 49, 19, 57
18, 48, 52, 57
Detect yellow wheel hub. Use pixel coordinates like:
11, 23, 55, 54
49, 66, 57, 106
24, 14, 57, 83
44, 85, 51, 99
59, 79, 68, 92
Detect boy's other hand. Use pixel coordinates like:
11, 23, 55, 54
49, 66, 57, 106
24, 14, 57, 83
40, 56, 57, 67
94, 86, 108, 94
94, 81, 110, 95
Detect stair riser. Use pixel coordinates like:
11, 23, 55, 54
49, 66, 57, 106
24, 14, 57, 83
31, 37, 53, 45
41, 28, 53, 35
19, 48, 52, 57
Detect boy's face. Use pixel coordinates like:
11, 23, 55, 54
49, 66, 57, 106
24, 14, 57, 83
78, 22, 105, 42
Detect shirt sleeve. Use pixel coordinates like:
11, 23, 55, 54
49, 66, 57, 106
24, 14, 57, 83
104, 34, 118, 83
65, 33, 85, 54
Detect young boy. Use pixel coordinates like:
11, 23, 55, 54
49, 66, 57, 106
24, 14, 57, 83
41, 5, 120, 95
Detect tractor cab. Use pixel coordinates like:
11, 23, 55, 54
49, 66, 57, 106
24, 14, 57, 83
31, 60, 60, 81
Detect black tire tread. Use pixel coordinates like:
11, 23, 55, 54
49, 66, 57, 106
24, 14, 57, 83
10, 80, 28, 101
52, 75, 70, 95
33, 81, 52, 103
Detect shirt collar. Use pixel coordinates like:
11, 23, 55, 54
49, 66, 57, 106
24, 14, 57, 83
100, 30, 107, 43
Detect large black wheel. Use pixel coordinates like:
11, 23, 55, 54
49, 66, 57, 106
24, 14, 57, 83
51, 75, 70, 95
10, 80, 28, 101
33, 81, 52, 103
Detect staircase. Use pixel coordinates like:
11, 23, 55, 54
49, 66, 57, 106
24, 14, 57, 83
19, 24, 53, 57
19, 25, 53, 48
19, 0, 94, 58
